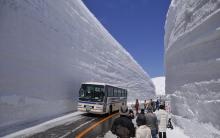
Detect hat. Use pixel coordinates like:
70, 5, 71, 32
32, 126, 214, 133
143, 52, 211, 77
136, 114, 147, 126
159, 104, 165, 109
140, 109, 145, 114
119, 105, 129, 116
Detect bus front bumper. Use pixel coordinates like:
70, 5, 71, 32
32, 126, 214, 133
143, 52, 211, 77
77, 107, 105, 114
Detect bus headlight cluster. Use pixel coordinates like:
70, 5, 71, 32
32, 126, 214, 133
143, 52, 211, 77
77, 104, 83, 108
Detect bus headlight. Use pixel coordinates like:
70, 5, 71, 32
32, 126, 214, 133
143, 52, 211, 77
77, 103, 83, 108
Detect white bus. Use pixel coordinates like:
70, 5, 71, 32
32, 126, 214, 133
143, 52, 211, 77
77, 82, 127, 114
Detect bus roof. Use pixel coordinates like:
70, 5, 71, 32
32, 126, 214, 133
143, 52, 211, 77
82, 82, 111, 86
81, 82, 126, 90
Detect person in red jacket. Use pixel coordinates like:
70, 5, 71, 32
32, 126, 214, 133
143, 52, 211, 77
135, 99, 139, 114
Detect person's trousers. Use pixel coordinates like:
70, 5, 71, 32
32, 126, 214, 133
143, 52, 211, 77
151, 129, 157, 138
159, 132, 166, 138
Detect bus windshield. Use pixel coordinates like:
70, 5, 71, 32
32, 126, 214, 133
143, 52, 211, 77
79, 84, 105, 102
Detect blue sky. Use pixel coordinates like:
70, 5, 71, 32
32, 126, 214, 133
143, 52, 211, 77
83, 0, 171, 77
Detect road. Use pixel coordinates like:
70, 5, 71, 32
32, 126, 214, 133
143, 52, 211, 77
30, 112, 119, 138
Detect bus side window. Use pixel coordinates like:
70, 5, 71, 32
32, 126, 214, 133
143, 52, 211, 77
118, 89, 122, 97
122, 90, 125, 97
106, 86, 109, 97
116, 89, 118, 97
108, 87, 113, 97
114, 88, 117, 97
111, 87, 113, 97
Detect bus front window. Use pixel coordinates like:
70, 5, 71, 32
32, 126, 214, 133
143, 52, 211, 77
79, 85, 104, 102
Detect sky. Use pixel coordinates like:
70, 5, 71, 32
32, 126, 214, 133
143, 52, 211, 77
83, 0, 171, 78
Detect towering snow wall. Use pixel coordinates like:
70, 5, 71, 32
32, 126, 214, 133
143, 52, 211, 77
165, 0, 220, 133
0, 0, 155, 135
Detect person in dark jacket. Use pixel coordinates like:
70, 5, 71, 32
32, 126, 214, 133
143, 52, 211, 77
136, 109, 145, 126
156, 99, 160, 111
111, 105, 135, 138
136, 109, 151, 138
145, 106, 158, 138
128, 109, 135, 120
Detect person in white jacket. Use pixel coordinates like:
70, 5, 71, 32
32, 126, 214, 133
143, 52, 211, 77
136, 125, 152, 138
156, 104, 169, 138
136, 109, 151, 138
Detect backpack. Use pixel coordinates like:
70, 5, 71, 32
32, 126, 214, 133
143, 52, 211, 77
167, 119, 174, 129
115, 125, 130, 138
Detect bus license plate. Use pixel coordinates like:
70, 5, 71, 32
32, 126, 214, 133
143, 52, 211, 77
86, 106, 91, 111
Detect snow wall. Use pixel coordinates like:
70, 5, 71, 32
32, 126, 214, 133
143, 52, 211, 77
165, 0, 220, 135
151, 77, 165, 96
0, 0, 155, 135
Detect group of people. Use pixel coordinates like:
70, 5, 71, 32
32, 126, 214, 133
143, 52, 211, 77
111, 99, 171, 138
138, 99, 161, 113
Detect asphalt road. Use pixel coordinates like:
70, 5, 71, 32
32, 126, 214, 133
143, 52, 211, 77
29, 112, 119, 138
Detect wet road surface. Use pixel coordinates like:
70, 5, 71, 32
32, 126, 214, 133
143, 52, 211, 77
30, 112, 119, 138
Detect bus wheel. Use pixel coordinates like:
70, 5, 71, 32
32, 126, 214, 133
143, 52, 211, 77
109, 105, 112, 115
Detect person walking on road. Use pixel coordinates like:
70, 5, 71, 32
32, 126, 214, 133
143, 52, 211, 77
156, 104, 169, 138
148, 99, 155, 111
148, 99, 153, 108
156, 99, 160, 111
128, 109, 135, 120
111, 104, 135, 138
136, 109, 151, 138
145, 106, 158, 138
136, 109, 146, 126
144, 100, 148, 110
135, 99, 139, 114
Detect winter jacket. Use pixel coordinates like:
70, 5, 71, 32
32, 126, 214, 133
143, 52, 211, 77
136, 125, 151, 138
156, 109, 168, 132
156, 100, 159, 108
135, 102, 139, 110
128, 109, 135, 120
136, 113, 146, 126
145, 112, 158, 130
111, 115, 135, 138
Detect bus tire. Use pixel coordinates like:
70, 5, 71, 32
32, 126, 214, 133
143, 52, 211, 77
109, 105, 112, 115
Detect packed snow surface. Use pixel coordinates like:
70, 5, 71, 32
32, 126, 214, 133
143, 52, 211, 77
3, 112, 83, 138
172, 114, 220, 138
165, 0, 220, 137
102, 116, 189, 138
152, 77, 165, 95
0, 0, 154, 136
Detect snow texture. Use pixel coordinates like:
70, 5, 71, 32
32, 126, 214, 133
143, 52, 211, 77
3, 112, 83, 138
172, 114, 220, 138
166, 126, 189, 138
0, 0, 154, 136
165, 0, 220, 137
152, 77, 165, 95
102, 116, 189, 138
